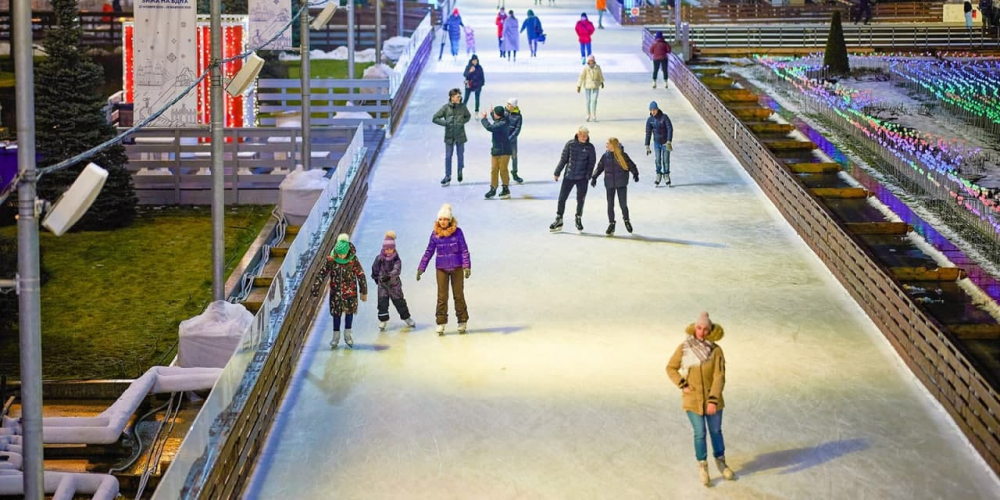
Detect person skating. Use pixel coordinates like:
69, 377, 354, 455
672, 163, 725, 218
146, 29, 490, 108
577, 55, 605, 122
462, 55, 485, 113
596, 0, 607, 29
855, 0, 872, 25
496, 9, 507, 58
371, 231, 415, 331
506, 98, 524, 184
311, 233, 367, 348
650, 31, 672, 88
502, 10, 520, 61
665, 312, 736, 487
481, 106, 514, 199
645, 101, 674, 186
575, 13, 595, 64
551, 126, 597, 232
417, 204, 472, 335
521, 10, 544, 57
444, 8, 464, 59
590, 137, 637, 235
432, 88, 472, 185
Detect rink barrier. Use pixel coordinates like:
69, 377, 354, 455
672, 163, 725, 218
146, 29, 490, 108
622, 2, 943, 26
388, 11, 433, 134
667, 53, 1000, 474
150, 125, 370, 499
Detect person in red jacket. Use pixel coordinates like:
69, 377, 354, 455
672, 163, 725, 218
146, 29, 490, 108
575, 13, 595, 65
650, 31, 672, 89
496, 9, 507, 58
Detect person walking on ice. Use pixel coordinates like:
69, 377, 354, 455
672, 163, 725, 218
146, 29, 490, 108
665, 312, 736, 487
550, 126, 597, 232
502, 10, 520, 61
578, 55, 604, 122
645, 101, 674, 186
506, 98, 524, 184
650, 31, 671, 88
433, 88, 471, 186
417, 204, 472, 336
481, 106, 514, 199
312, 233, 367, 349
371, 231, 415, 331
521, 10, 543, 57
463, 55, 485, 114
444, 8, 464, 60
591, 137, 637, 236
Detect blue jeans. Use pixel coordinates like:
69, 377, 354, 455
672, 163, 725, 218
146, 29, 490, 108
687, 410, 725, 462
580, 42, 592, 59
445, 142, 465, 178
653, 142, 671, 175
585, 88, 599, 116
529, 38, 539, 56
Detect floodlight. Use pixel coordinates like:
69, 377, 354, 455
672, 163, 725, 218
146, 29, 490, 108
41, 162, 108, 236
226, 52, 265, 97
311, 4, 338, 30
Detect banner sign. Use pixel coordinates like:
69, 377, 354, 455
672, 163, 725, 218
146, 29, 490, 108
248, 0, 293, 50
133, 0, 198, 127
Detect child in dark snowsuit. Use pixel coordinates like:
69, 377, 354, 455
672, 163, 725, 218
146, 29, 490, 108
371, 231, 415, 330
312, 233, 367, 348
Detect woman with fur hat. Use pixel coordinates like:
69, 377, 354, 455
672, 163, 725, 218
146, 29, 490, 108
312, 233, 368, 349
371, 231, 415, 331
417, 204, 472, 335
666, 312, 736, 487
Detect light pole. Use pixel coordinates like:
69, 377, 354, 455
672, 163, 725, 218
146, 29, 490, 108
376, 0, 382, 65
348, 0, 356, 79
397, 0, 403, 37
301, 0, 312, 171
13, 0, 44, 495
210, 0, 224, 300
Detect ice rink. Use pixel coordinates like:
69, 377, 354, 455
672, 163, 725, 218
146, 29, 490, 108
243, 2, 1000, 498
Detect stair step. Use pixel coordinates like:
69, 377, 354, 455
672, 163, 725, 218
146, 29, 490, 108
845, 222, 911, 235
271, 246, 289, 258
789, 162, 841, 174
253, 276, 274, 288
947, 323, 1000, 340
286, 225, 301, 235
764, 140, 817, 151
748, 122, 796, 133
891, 266, 965, 281
811, 187, 869, 199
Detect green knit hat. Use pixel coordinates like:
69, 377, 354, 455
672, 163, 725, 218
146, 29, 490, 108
332, 233, 351, 263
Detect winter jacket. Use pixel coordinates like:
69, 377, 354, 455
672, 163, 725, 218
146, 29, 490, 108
965, 1, 973, 13
444, 14, 463, 40
371, 251, 404, 300
521, 15, 543, 41
578, 64, 605, 90
645, 110, 674, 146
418, 223, 471, 272
502, 17, 520, 52
597, 0, 607, 10
432, 102, 472, 145
482, 117, 513, 156
980, 0, 993, 16
313, 242, 367, 315
650, 38, 671, 61
507, 109, 522, 144
496, 12, 507, 39
592, 149, 638, 189
665, 323, 727, 416
463, 58, 485, 91
554, 135, 597, 180
575, 19, 595, 44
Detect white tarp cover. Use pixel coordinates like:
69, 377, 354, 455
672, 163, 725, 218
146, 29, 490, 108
279, 167, 328, 225
382, 36, 410, 62
178, 301, 253, 368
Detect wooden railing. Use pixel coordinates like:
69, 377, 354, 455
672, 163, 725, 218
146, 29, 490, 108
621, 1, 944, 25
256, 78, 392, 129
0, 11, 128, 47
667, 53, 1000, 475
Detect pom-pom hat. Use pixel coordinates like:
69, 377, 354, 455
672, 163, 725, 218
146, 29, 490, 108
437, 203, 453, 220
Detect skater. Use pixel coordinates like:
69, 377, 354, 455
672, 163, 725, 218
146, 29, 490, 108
575, 12, 595, 64
521, 10, 544, 57
463, 55, 485, 113
464, 25, 476, 55
496, 9, 507, 58
854, 0, 872, 25
965, 1, 974, 30
979, 0, 993, 35
481, 106, 514, 199
444, 8, 464, 59
596, 0, 606, 29
506, 98, 524, 184
577, 55, 605, 122
590, 137, 637, 235
665, 312, 736, 487
551, 126, 597, 232
645, 101, 674, 186
417, 203, 472, 336
650, 31, 671, 88
371, 231, 415, 331
502, 10, 520, 61
311, 233, 367, 348
432, 88, 472, 186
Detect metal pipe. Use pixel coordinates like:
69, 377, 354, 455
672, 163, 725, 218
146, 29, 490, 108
301, 0, 311, 171
210, 0, 224, 300
348, 0, 355, 79
13, 0, 43, 495
376, 0, 382, 65
397, 0, 403, 37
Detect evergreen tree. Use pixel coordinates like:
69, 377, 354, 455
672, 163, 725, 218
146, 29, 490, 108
823, 11, 851, 77
35, 0, 137, 231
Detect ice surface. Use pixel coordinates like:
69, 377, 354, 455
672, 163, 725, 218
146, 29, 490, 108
242, 2, 1000, 498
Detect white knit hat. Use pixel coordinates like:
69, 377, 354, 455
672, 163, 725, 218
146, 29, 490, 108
437, 203, 453, 220
507, 97, 518, 107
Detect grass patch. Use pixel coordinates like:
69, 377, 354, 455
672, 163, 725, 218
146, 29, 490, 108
284, 60, 375, 80
0, 205, 272, 380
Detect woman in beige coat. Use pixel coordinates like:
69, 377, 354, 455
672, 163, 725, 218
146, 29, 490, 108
666, 312, 736, 486
576, 55, 604, 122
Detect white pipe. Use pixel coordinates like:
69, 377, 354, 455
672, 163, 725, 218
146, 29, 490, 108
0, 471, 119, 500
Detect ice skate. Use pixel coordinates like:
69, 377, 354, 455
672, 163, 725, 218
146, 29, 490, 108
484, 187, 497, 199
655, 173, 662, 186
330, 330, 340, 348
586, 114, 591, 122
404, 317, 416, 328
499, 186, 511, 199
512, 173, 524, 184
605, 222, 615, 236
549, 216, 564, 232
624, 220, 633, 233
440, 176, 451, 187
652, 80, 657, 88
715, 457, 735, 481
664, 173, 671, 186
436, 324, 446, 336
575, 215, 583, 231
378, 320, 387, 331
591, 114, 598, 123
344, 329, 354, 348
698, 460, 711, 486
457, 170, 463, 183
458, 322, 468, 334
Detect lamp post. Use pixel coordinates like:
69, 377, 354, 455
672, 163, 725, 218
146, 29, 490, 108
210, 0, 224, 300
301, 0, 311, 171
397, 0, 403, 37
348, 0, 356, 79
376, 0, 382, 65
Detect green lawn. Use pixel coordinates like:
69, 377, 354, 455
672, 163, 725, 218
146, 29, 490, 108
0, 205, 271, 380
285, 60, 375, 80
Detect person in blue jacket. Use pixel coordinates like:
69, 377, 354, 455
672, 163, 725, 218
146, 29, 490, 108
444, 8, 464, 59
520, 9, 544, 57
645, 101, 674, 186
462, 55, 485, 113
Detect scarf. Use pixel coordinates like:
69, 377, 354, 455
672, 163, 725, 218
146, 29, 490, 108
685, 336, 715, 364
434, 219, 459, 238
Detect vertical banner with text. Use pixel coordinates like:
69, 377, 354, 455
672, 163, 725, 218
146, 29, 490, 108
249, 0, 293, 50
133, 0, 198, 127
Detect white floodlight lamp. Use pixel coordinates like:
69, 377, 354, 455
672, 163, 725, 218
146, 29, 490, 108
226, 52, 265, 97
41, 162, 108, 236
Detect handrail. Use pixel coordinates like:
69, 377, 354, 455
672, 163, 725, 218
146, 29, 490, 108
389, 12, 432, 99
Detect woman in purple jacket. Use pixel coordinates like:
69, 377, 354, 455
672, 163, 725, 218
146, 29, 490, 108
417, 203, 472, 335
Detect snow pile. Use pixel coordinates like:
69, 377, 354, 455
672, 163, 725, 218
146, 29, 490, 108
278, 47, 378, 62
279, 167, 329, 225
178, 300, 254, 368
382, 36, 410, 62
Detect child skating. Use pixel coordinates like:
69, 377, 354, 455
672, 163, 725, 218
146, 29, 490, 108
312, 233, 368, 348
417, 204, 472, 335
371, 231, 416, 331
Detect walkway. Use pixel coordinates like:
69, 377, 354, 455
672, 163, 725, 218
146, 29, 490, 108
243, 1, 1000, 498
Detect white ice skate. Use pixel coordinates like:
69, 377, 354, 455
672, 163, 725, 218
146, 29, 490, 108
378, 321, 388, 331
344, 329, 354, 348
436, 324, 446, 336
404, 318, 416, 328
330, 330, 340, 348
458, 322, 468, 334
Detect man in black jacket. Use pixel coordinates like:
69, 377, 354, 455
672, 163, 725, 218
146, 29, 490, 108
506, 98, 524, 183
550, 126, 597, 232
481, 106, 513, 199
432, 89, 472, 186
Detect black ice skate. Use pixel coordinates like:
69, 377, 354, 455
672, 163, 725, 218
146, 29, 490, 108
549, 216, 563, 232
484, 187, 497, 199
499, 186, 511, 199
440, 176, 451, 187
606, 222, 616, 236
512, 173, 524, 184
575, 215, 584, 231
624, 220, 633, 233
457, 170, 463, 183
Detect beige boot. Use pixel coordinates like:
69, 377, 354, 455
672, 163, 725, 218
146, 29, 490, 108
698, 460, 710, 486
715, 456, 735, 480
